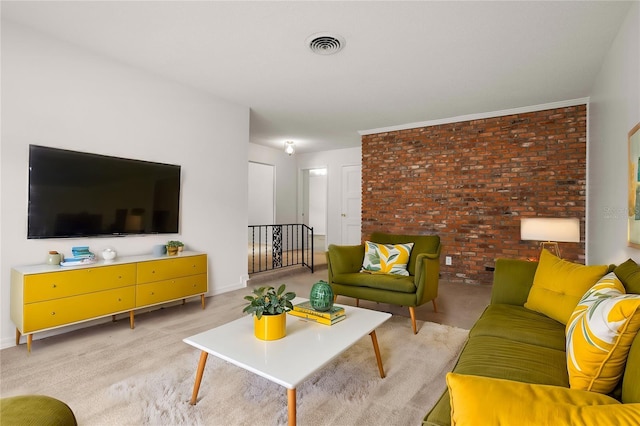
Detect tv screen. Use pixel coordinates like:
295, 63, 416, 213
28, 145, 181, 239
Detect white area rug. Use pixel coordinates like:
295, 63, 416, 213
107, 317, 468, 425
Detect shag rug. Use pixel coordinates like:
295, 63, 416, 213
107, 317, 468, 425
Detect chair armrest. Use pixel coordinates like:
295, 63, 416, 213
414, 243, 441, 305
491, 258, 538, 306
326, 244, 365, 277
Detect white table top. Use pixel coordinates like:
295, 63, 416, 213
183, 298, 391, 389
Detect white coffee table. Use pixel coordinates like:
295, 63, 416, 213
183, 298, 391, 425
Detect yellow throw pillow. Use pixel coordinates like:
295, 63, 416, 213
566, 272, 640, 393
446, 373, 640, 426
360, 241, 413, 276
524, 249, 608, 324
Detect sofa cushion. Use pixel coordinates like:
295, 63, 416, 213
524, 249, 608, 324
361, 241, 413, 276
453, 335, 569, 386
332, 272, 416, 293
615, 258, 640, 294
424, 335, 570, 426
566, 272, 640, 394
470, 304, 566, 351
623, 335, 640, 403
446, 373, 640, 426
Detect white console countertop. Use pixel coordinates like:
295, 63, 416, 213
12, 250, 205, 275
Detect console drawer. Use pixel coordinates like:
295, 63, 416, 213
24, 264, 137, 303
137, 255, 207, 283
136, 274, 207, 307
23, 286, 135, 332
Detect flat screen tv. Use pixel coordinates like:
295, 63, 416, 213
28, 145, 181, 239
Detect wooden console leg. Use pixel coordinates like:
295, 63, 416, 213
112, 314, 117, 322
409, 306, 417, 334
129, 311, 135, 329
190, 351, 209, 405
201, 294, 206, 309
287, 388, 296, 426
356, 298, 360, 307
369, 330, 386, 378
432, 298, 438, 313
27, 334, 33, 353
15, 328, 21, 346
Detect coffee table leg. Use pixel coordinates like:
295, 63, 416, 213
287, 388, 296, 426
190, 351, 209, 405
369, 330, 385, 378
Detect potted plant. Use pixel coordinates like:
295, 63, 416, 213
175, 241, 185, 252
166, 240, 181, 256
243, 284, 296, 340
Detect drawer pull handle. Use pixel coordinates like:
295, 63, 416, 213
151, 292, 154, 295
118, 298, 122, 302
152, 270, 156, 274
52, 284, 57, 288
51, 312, 56, 316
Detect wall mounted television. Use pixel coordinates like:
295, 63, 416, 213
28, 145, 181, 239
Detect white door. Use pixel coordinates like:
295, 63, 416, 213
341, 165, 362, 245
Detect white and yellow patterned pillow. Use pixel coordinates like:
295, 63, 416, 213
566, 272, 640, 393
361, 241, 414, 276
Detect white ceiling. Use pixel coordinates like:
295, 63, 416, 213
2, 1, 633, 153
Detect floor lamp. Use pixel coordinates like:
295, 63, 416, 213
520, 217, 581, 258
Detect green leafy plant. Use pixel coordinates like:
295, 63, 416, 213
167, 240, 183, 248
242, 284, 296, 319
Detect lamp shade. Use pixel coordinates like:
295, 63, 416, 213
520, 218, 580, 243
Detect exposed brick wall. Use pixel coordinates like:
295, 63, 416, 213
361, 105, 587, 285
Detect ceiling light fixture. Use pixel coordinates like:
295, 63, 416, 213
306, 32, 345, 55
284, 141, 295, 156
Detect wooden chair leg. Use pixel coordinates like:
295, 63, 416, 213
356, 298, 360, 307
432, 298, 438, 313
408, 306, 417, 334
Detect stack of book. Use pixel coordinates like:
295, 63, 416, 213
60, 246, 97, 267
288, 301, 346, 325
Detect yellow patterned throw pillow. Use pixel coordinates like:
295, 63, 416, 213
524, 249, 608, 324
566, 272, 640, 393
361, 241, 413, 276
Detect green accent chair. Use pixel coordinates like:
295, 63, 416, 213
326, 232, 441, 334
1, 395, 77, 425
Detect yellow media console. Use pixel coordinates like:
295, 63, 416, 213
11, 251, 207, 352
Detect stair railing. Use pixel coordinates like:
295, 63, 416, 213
248, 224, 314, 274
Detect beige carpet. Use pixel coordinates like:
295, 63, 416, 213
1, 302, 468, 426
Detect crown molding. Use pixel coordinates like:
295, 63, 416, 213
358, 97, 590, 136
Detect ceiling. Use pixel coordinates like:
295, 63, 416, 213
1, 1, 633, 153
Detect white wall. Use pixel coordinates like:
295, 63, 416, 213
0, 22, 250, 348
248, 143, 297, 224
248, 144, 361, 246
297, 147, 361, 246
587, 3, 640, 264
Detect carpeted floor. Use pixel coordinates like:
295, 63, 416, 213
1, 288, 469, 425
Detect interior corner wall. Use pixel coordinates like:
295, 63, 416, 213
296, 147, 362, 247
587, 2, 640, 265
249, 144, 362, 248
0, 22, 250, 349
361, 106, 587, 285
248, 143, 298, 224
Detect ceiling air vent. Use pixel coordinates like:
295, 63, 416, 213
306, 32, 345, 55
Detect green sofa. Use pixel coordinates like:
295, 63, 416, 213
326, 232, 441, 334
424, 258, 640, 425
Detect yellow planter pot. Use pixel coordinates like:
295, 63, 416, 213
254, 313, 286, 340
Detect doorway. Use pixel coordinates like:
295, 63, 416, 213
301, 167, 328, 253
